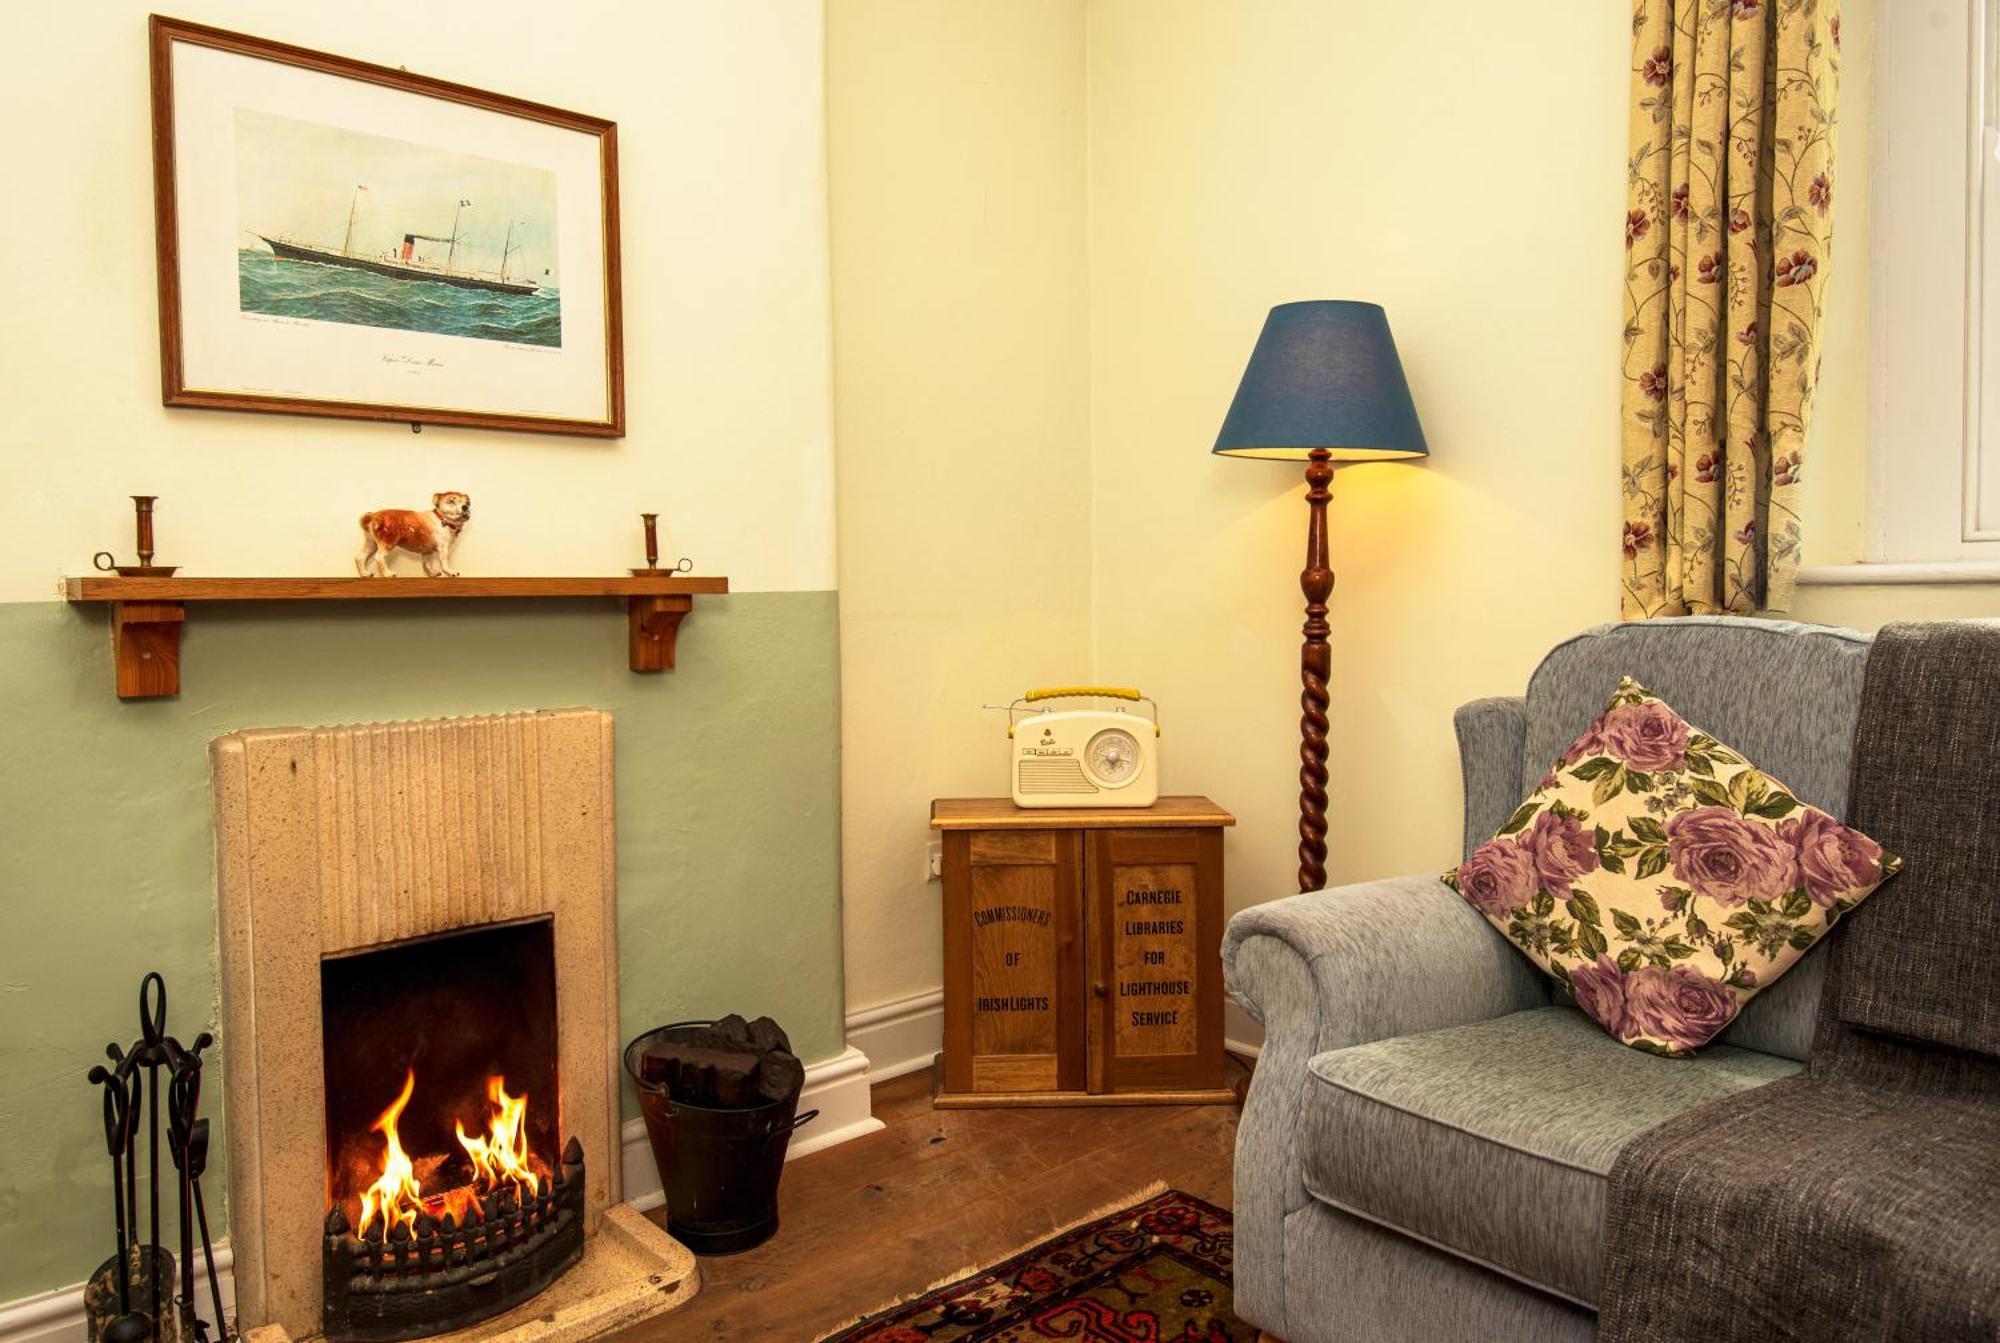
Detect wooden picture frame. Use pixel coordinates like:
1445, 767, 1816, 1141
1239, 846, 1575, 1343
149, 15, 624, 437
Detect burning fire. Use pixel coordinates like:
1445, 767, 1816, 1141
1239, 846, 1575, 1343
356, 1071, 424, 1237
456, 1076, 542, 1204
356, 1070, 544, 1237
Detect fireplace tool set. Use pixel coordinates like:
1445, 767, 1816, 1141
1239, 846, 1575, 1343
84, 973, 228, 1343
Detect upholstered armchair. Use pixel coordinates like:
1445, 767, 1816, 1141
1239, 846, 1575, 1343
1222, 618, 1872, 1343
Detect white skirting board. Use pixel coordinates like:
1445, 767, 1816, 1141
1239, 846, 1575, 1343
842, 988, 944, 1082
6, 1049, 884, 1343
837, 986, 1266, 1076
619, 1044, 884, 1214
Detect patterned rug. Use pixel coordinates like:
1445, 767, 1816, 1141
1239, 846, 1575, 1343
817, 1188, 1244, 1342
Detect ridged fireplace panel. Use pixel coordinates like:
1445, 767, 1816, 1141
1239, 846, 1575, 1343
212, 707, 620, 1341
311, 714, 555, 952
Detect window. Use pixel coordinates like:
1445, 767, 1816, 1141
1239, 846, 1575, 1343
1866, 0, 2000, 565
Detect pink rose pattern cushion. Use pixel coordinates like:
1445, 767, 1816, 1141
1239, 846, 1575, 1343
1444, 677, 1901, 1056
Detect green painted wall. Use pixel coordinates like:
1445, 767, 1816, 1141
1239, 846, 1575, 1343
0, 592, 842, 1301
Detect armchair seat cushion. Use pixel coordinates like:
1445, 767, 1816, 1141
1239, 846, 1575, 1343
1298, 1006, 1800, 1308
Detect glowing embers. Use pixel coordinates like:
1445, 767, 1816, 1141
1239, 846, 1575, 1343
353, 1070, 546, 1242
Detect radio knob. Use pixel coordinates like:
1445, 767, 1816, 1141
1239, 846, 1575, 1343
1085, 728, 1142, 785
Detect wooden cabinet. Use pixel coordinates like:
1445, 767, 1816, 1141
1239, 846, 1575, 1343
931, 796, 1236, 1107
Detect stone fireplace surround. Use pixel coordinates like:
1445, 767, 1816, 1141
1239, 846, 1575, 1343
212, 709, 696, 1343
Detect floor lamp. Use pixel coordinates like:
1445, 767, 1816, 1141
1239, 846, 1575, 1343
1213, 300, 1429, 893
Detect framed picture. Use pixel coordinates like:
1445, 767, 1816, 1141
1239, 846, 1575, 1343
149, 16, 624, 437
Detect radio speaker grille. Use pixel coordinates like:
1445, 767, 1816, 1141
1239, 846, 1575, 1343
1017, 759, 1097, 794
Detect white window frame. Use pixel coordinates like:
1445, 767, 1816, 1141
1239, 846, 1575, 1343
1850, 0, 2000, 580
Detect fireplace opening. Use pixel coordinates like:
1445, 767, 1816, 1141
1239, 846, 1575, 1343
320, 917, 584, 1343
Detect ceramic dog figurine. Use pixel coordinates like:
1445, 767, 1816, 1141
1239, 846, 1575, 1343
355, 492, 471, 577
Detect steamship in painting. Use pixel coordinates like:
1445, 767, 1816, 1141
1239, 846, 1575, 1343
257, 189, 542, 296
234, 108, 563, 348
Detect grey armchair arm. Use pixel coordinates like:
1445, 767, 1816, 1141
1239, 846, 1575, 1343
1222, 876, 1548, 1336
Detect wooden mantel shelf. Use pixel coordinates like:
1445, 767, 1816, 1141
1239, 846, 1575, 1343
63, 574, 729, 699
62, 575, 729, 601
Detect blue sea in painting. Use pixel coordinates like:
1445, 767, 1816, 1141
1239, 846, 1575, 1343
237, 249, 562, 348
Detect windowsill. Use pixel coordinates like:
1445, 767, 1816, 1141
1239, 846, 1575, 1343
1796, 560, 2000, 586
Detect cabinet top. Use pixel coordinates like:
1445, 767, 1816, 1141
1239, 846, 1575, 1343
930, 796, 1235, 831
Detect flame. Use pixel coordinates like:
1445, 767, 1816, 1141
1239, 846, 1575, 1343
356, 1070, 423, 1238
353, 1069, 544, 1239
456, 1076, 542, 1203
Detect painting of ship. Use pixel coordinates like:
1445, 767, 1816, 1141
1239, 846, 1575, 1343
234, 110, 562, 348
258, 190, 541, 296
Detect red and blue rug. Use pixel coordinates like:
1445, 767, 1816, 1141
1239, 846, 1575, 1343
818, 1188, 1243, 1342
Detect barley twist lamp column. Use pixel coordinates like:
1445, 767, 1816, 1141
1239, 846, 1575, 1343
1213, 300, 1429, 893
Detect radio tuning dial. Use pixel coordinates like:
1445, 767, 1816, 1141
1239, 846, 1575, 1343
1085, 728, 1142, 786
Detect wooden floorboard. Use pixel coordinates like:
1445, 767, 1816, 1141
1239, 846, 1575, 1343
616, 1064, 1246, 1341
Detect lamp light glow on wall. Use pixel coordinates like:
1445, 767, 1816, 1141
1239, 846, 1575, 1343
1213, 300, 1428, 893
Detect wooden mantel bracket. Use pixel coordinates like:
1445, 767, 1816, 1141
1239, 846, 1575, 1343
113, 601, 186, 699
63, 575, 729, 700
626, 595, 692, 672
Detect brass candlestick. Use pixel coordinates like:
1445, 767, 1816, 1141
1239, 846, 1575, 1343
631, 513, 692, 577
92, 496, 179, 577
134, 496, 157, 567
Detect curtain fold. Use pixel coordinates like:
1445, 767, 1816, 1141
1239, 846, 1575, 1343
1620, 0, 1840, 617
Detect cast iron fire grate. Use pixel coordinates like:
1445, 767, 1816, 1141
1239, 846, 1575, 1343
321, 1138, 585, 1343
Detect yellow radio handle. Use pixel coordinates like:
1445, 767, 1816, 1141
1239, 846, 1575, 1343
1023, 686, 1142, 703
1008, 686, 1159, 738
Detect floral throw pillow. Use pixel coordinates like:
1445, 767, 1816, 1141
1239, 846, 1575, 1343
1443, 676, 1901, 1056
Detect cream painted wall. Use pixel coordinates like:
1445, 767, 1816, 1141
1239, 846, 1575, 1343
0, 0, 835, 599
1077, 0, 1991, 958
828, 1, 1094, 1013
1085, 0, 1633, 918
1788, 582, 2000, 628
825, 0, 1989, 1024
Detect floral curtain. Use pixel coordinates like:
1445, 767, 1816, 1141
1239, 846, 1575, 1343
1620, 0, 1840, 617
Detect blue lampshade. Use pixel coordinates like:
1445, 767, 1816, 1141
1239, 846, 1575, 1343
1213, 301, 1428, 461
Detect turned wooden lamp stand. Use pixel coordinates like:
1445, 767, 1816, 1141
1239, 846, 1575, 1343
1213, 301, 1429, 892
1297, 448, 1337, 892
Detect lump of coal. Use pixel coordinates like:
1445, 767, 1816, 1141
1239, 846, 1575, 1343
638, 1016, 800, 1107
689, 1015, 752, 1051
758, 1049, 804, 1103
638, 1042, 760, 1107
747, 1017, 792, 1056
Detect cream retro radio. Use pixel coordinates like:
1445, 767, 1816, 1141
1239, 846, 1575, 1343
1003, 687, 1160, 808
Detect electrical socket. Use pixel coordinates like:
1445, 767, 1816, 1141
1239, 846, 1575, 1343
925, 840, 944, 882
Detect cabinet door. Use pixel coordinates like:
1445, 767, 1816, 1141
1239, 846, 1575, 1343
1086, 827, 1225, 1094
942, 830, 1087, 1094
